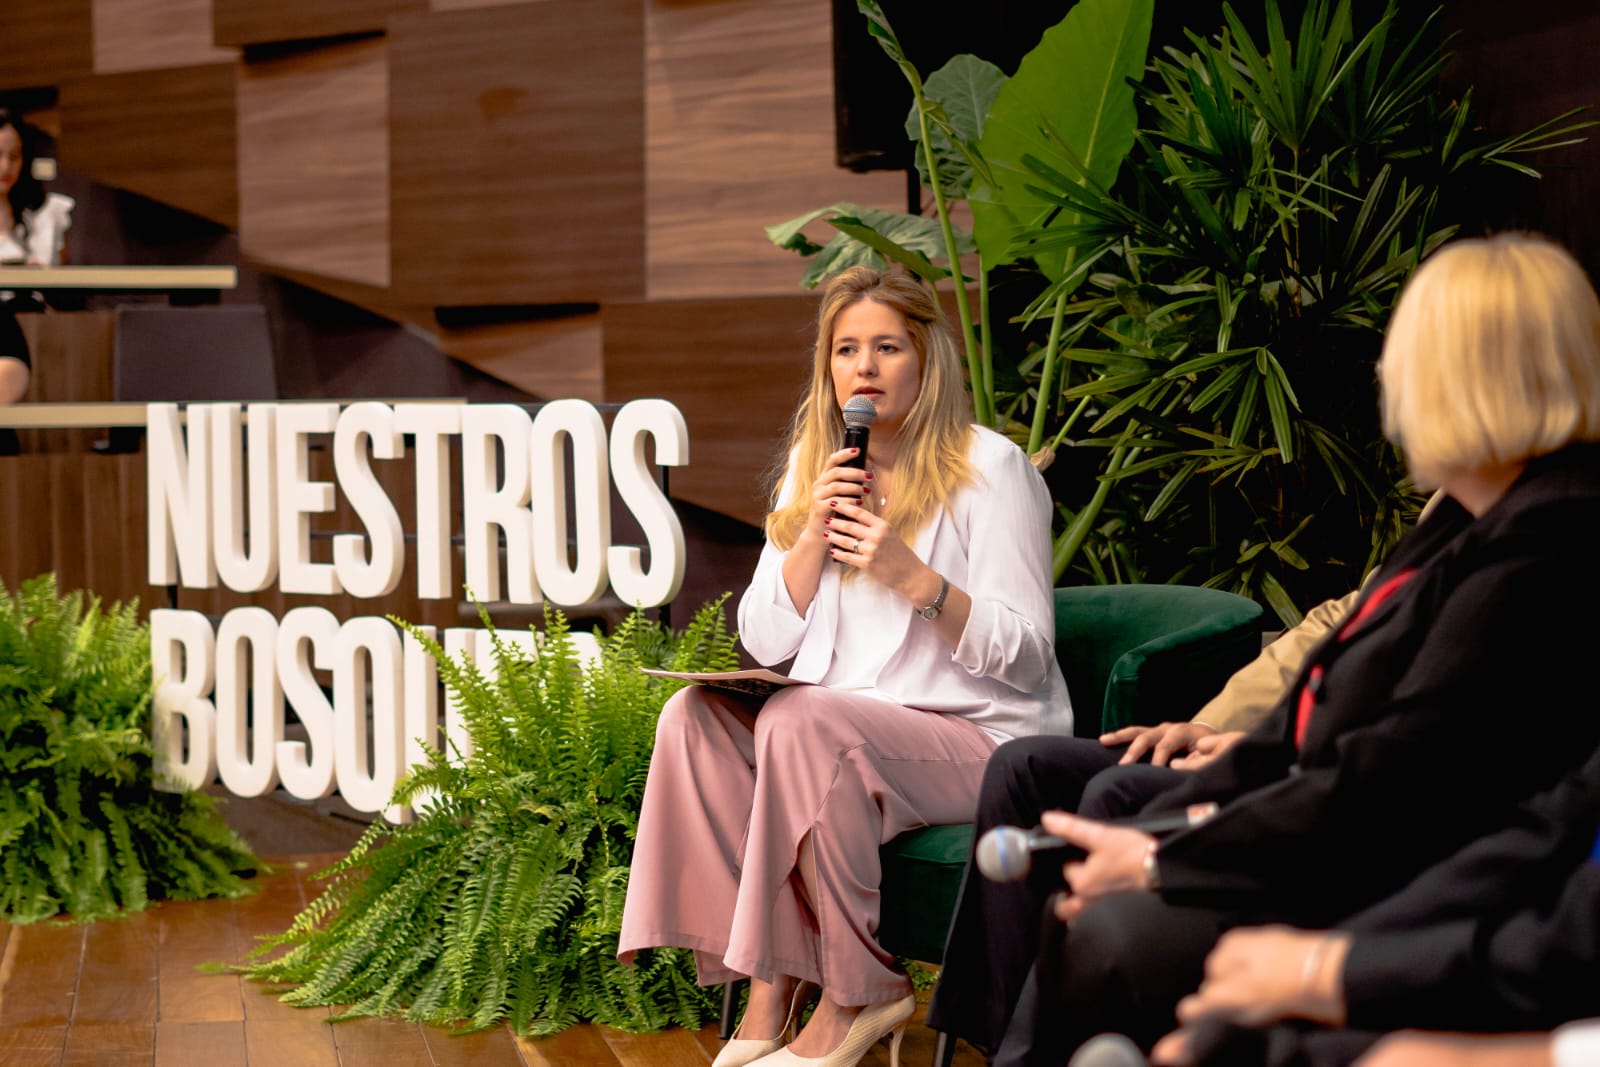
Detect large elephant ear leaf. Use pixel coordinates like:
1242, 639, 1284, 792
906, 54, 1008, 199
972, 0, 1152, 282
771, 203, 971, 289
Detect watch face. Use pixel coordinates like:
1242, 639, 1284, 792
920, 604, 939, 620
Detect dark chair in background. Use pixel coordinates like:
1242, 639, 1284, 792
113, 303, 277, 403
103, 303, 276, 451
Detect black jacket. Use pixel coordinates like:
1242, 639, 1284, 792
1339, 741, 1600, 1032
1143, 444, 1600, 925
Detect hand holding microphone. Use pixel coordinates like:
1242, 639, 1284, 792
976, 802, 1220, 883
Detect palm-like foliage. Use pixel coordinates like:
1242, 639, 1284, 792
0, 573, 258, 922
242, 599, 741, 1035
777, 0, 1589, 621
1018, 0, 1589, 620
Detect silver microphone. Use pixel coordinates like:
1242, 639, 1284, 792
841, 394, 877, 470
975, 802, 1220, 883
1068, 1033, 1146, 1067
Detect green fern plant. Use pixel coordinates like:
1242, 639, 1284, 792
243, 597, 742, 1035
0, 573, 259, 923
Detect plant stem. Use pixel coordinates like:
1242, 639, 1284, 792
1050, 395, 1094, 452
1027, 290, 1070, 455
915, 102, 989, 426
979, 261, 995, 424
1052, 443, 1132, 579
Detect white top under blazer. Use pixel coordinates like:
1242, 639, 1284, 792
738, 424, 1073, 744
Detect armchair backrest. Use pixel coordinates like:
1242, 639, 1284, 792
1053, 584, 1265, 737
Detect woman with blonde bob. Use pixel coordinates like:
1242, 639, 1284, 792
989, 231, 1600, 1065
1379, 231, 1600, 496
620, 266, 1071, 1067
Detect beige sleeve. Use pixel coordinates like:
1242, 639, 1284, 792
1191, 589, 1361, 733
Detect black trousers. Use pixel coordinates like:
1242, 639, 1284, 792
924, 736, 1187, 1057
993, 890, 1233, 1066
1183, 1019, 1384, 1067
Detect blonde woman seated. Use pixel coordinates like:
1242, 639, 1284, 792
619, 266, 1072, 1067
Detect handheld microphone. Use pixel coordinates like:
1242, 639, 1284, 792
841, 395, 877, 470
1068, 1033, 1146, 1067
975, 802, 1220, 883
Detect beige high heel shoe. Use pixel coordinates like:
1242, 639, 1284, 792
712, 981, 815, 1067
747, 993, 916, 1067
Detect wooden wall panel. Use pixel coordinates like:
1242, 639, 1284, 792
1442, 4, 1600, 281
0, 0, 93, 91
604, 294, 817, 526
436, 312, 604, 402
93, 0, 235, 75
16, 312, 117, 454
211, 0, 423, 48
430, 0, 529, 10
59, 64, 239, 228
388, 1, 645, 306
237, 38, 389, 287
644, 0, 906, 301
0, 456, 57, 593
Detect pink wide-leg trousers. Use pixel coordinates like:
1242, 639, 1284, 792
618, 683, 997, 1005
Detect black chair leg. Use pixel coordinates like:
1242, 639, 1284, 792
933, 1030, 956, 1067
719, 979, 743, 1039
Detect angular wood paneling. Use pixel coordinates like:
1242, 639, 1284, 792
388, 1, 645, 306
15, 311, 116, 454
604, 294, 818, 526
1442, 4, 1600, 279
429, 0, 530, 10
59, 63, 239, 228
237, 37, 389, 287
645, 0, 906, 301
0, 0, 93, 91
211, 0, 424, 48
93, 0, 235, 75
436, 311, 604, 402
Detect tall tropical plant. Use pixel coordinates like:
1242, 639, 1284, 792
773, 0, 1589, 621
243, 600, 741, 1035
1011, 0, 1589, 618
0, 573, 259, 922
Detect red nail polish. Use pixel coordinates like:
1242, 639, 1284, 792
829, 499, 837, 508
865, 471, 874, 480
824, 517, 831, 524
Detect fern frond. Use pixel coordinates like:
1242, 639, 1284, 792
241, 597, 740, 1033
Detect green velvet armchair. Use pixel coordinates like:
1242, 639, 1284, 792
877, 583, 1264, 1064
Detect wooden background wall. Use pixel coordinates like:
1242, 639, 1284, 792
0, 0, 905, 537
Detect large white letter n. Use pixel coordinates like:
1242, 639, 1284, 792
147, 402, 217, 588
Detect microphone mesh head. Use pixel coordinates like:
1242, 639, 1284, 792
841, 394, 878, 429
1068, 1033, 1145, 1067
975, 825, 1032, 883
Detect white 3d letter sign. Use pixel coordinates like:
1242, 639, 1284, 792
145, 399, 689, 820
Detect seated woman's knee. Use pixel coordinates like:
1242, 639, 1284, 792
752, 687, 834, 754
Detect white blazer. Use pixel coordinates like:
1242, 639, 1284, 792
738, 425, 1073, 744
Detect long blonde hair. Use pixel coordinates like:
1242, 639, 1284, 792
766, 266, 974, 549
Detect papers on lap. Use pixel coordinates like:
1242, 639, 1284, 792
640, 668, 804, 700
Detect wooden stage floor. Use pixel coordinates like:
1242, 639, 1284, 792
0, 855, 984, 1067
